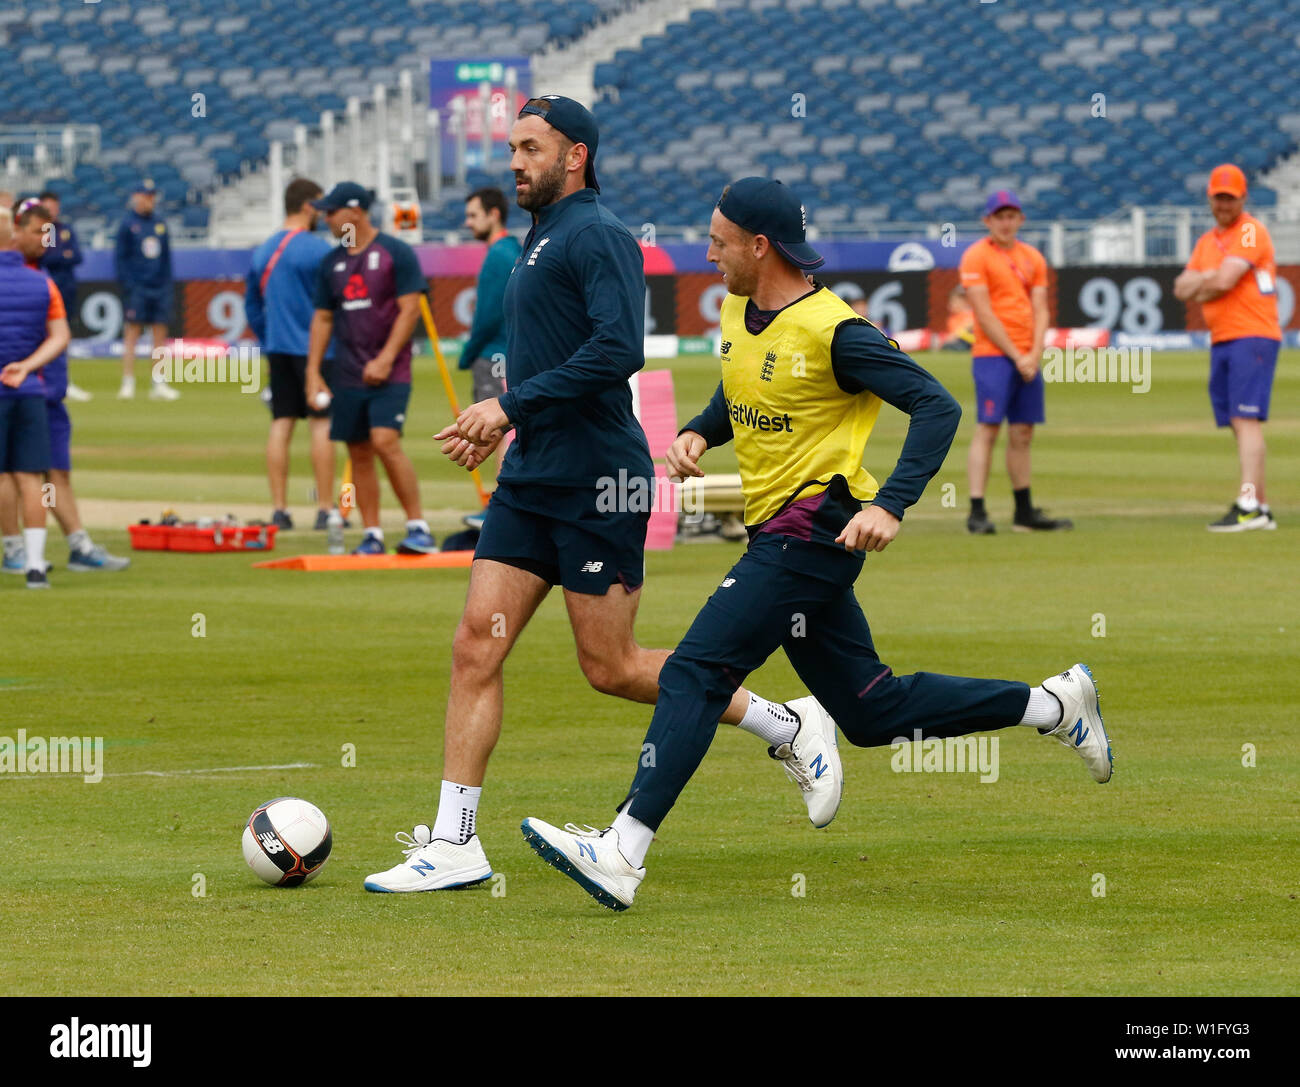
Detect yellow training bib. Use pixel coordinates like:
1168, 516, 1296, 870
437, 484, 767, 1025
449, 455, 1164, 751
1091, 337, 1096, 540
719, 287, 883, 525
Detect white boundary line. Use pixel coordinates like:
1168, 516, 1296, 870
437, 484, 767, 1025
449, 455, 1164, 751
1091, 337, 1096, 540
108, 762, 318, 778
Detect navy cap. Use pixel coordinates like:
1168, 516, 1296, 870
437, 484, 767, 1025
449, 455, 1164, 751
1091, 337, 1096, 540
135, 179, 157, 194
983, 189, 1022, 216
311, 181, 375, 212
716, 177, 823, 270
517, 95, 600, 193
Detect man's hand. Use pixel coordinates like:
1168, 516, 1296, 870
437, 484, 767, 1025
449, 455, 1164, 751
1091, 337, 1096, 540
1, 362, 30, 388
835, 505, 900, 553
435, 425, 501, 469
666, 430, 708, 481
455, 397, 509, 445
1014, 349, 1041, 382
305, 368, 330, 405
362, 354, 394, 386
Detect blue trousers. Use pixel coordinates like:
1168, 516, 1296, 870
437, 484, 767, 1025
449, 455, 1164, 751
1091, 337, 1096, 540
620, 534, 1030, 830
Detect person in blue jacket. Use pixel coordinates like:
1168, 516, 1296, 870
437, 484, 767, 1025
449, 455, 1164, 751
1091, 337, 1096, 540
38, 192, 91, 402
245, 178, 339, 531
114, 180, 179, 401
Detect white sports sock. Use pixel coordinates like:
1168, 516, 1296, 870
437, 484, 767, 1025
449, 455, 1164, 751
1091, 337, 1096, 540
23, 527, 46, 573
1020, 686, 1062, 728
432, 780, 481, 844
734, 693, 800, 746
406, 518, 429, 534
1238, 488, 1260, 512
2, 534, 21, 559
364, 526, 384, 541
611, 808, 653, 868
67, 529, 92, 555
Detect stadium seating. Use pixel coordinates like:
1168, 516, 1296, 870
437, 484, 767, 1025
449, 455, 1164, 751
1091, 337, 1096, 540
3, 0, 1296, 239
0, 0, 610, 234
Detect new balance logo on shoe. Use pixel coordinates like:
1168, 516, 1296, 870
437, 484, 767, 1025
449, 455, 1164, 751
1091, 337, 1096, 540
1068, 718, 1089, 745
409, 859, 437, 876
809, 753, 828, 780
576, 841, 598, 863
580, 561, 604, 573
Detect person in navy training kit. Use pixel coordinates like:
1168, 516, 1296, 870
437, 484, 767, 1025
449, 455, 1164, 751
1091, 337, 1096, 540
518, 177, 1115, 911
0, 202, 129, 576
114, 179, 180, 401
245, 178, 340, 532
0, 207, 71, 589
37, 191, 91, 402
304, 182, 436, 555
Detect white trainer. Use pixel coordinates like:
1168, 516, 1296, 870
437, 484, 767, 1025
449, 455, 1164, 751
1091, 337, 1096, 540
65, 383, 93, 402
520, 818, 644, 911
770, 696, 843, 828
149, 381, 181, 401
117, 378, 136, 400
362, 824, 492, 893
1041, 663, 1113, 783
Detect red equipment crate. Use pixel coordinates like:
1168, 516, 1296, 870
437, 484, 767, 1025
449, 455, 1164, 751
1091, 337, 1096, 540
129, 523, 278, 552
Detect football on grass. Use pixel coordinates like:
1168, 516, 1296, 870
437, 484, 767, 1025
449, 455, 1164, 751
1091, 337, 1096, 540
241, 797, 332, 886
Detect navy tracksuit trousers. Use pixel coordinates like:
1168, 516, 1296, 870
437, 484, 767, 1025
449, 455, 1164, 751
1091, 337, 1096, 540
620, 534, 1030, 830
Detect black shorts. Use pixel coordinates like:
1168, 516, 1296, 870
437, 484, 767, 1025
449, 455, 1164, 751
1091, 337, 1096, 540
474, 481, 647, 595
269, 353, 332, 420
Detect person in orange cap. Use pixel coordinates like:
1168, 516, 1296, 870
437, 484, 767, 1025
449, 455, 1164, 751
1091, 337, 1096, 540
1174, 163, 1281, 531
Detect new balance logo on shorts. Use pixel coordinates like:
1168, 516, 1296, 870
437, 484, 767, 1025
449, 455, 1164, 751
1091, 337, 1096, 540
721, 577, 736, 587
580, 561, 604, 573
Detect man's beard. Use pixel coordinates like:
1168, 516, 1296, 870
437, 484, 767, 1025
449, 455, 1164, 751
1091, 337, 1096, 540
516, 154, 568, 212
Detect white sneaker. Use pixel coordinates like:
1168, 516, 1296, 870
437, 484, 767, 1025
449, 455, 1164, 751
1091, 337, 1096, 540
520, 818, 644, 911
65, 383, 93, 402
149, 381, 181, 401
362, 824, 492, 892
1041, 663, 1113, 783
770, 696, 843, 828
117, 378, 136, 400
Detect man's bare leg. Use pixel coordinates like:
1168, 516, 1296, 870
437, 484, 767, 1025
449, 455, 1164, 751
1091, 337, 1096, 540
1006, 422, 1033, 490
266, 417, 294, 512
1231, 417, 1267, 505
346, 440, 381, 532
564, 584, 750, 723
369, 426, 423, 522
443, 559, 554, 786
309, 416, 335, 516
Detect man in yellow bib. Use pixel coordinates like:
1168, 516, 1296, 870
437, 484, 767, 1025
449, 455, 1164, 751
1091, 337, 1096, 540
521, 178, 1113, 910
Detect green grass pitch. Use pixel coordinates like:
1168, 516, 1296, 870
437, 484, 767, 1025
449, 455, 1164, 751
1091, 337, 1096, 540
2, 348, 1296, 996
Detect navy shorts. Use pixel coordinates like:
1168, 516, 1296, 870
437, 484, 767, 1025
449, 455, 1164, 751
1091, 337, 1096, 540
972, 354, 1045, 425
45, 399, 71, 472
474, 480, 647, 595
124, 285, 173, 326
1208, 337, 1279, 427
330, 382, 410, 443
0, 395, 52, 473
